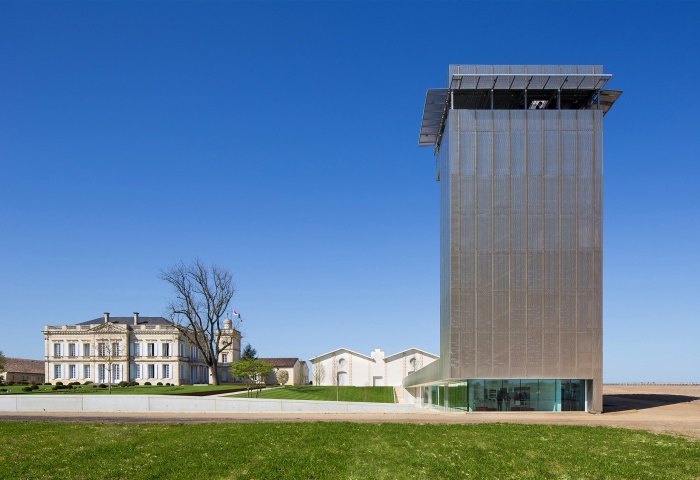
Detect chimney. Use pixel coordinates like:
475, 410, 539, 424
103, 312, 110, 323
133, 312, 139, 326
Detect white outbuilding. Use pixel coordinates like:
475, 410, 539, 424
309, 348, 438, 387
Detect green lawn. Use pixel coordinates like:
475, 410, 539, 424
1, 422, 698, 479
0, 384, 249, 395
229, 385, 395, 403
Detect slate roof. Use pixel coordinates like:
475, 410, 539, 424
3, 357, 45, 375
78, 316, 173, 326
258, 358, 301, 368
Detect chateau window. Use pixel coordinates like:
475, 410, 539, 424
112, 364, 121, 381
190, 346, 197, 359
112, 342, 121, 356
135, 364, 141, 379
83, 365, 90, 379
83, 343, 90, 357
98, 364, 107, 383
134, 343, 141, 357
162, 364, 170, 379
222, 354, 228, 363
162, 343, 170, 357
98, 343, 107, 357
68, 343, 76, 357
53, 364, 62, 379
147, 343, 156, 357
147, 364, 155, 379
53, 343, 62, 357
179, 343, 184, 357
69, 365, 76, 379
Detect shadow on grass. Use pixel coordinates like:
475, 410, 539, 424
603, 393, 700, 413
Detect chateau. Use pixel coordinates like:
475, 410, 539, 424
43, 312, 240, 385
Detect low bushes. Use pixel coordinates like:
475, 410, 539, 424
51, 384, 74, 391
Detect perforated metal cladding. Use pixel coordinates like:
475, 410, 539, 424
443, 109, 603, 400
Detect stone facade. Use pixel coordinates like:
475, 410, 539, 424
43, 312, 240, 385
260, 358, 309, 385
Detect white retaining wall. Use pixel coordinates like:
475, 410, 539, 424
0, 395, 420, 414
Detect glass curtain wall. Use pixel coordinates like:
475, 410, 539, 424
427, 379, 586, 412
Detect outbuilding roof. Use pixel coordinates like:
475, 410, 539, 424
3, 357, 45, 375
258, 358, 302, 368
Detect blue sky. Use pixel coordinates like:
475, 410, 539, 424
1, 1, 698, 383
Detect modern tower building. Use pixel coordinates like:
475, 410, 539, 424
404, 65, 620, 413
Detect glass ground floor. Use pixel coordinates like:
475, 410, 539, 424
419, 379, 588, 412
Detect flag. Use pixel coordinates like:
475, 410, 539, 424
233, 310, 242, 321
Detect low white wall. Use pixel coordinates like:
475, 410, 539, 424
0, 395, 420, 414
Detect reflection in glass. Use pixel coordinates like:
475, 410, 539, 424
422, 379, 586, 412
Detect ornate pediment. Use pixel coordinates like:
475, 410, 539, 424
88, 323, 127, 335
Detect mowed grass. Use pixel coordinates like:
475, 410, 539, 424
2, 422, 699, 479
0, 384, 249, 395
229, 386, 395, 403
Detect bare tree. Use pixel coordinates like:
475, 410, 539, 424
312, 361, 325, 385
95, 336, 120, 394
331, 360, 339, 401
160, 259, 239, 385
295, 362, 306, 385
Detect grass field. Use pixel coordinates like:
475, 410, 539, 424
1, 422, 699, 479
229, 385, 395, 403
0, 384, 249, 395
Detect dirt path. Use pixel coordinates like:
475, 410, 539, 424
2, 384, 699, 440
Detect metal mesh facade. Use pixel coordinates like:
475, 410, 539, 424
408, 64, 616, 413
439, 108, 603, 411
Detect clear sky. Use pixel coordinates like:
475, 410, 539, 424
1, 1, 698, 383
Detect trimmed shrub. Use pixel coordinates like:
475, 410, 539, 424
69, 381, 80, 386
98, 384, 107, 389
31, 384, 39, 390
128, 381, 138, 387
144, 382, 151, 386
55, 381, 63, 386
44, 382, 51, 385
83, 381, 93, 385
92, 385, 98, 388
156, 382, 163, 386
118, 381, 129, 387
22, 386, 32, 392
